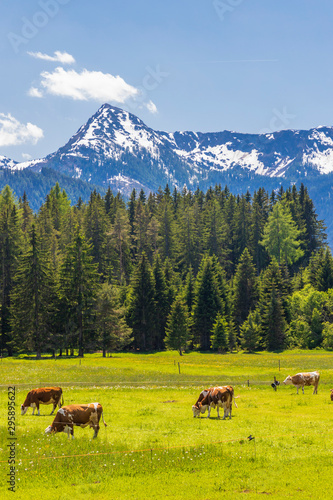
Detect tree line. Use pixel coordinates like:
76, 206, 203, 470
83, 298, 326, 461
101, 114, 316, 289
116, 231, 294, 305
0, 181, 332, 358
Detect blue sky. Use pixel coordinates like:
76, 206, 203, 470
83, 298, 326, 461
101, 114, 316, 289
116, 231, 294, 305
1, 0, 333, 161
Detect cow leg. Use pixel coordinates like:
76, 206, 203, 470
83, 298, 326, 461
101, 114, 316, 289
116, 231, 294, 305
207, 406, 211, 418
93, 425, 100, 439
36, 401, 40, 416
32, 407, 35, 415
217, 407, 220, 419
50, 402, 57, 415
302, 386, 304, 395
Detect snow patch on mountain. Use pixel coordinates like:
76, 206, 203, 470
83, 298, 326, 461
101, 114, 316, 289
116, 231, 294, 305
0, 155, 18, 170
3, 104, 333, 193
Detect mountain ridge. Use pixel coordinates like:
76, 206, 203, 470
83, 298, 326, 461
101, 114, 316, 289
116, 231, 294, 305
3, 103, 333, 195
1, 103, 333, 246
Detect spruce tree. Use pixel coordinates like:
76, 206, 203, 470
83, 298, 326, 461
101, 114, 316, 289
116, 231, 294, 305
0, 186, 23, 355
165, 296, 189, 355
127, 253, 156, 350
152, 254, 168, 349
260, 201, 304, 266
59, 227, 99, 357
84, 190, 110, 278
210, 313, 229, 352
109, 206, 131, 284
240, 310, 261, 352
232, 248, 258, 335
263, 284, 286, 351
95, 283, 132, 356
192, 256, 222, 350
10, 225, 56, 359
157, 198, 176, 261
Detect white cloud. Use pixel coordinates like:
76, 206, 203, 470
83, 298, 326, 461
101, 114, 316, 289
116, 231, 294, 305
22, 153, 32, 160
0, 114, 43, 147
28, 87, 44, 98
146, 100, 158, 114
27, 50, 75, 64
34, 67, 139, 104
29, 62, 158, 113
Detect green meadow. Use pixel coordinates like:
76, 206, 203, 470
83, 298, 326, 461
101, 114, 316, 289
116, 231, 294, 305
1, 351, 333, 499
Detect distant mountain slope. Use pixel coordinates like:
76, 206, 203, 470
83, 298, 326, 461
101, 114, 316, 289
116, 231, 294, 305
1, 103, 333, 244
5, 103, 333, 191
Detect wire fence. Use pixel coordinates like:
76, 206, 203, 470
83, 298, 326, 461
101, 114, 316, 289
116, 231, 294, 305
0, 433, 262, 464
0, 379, 283, 389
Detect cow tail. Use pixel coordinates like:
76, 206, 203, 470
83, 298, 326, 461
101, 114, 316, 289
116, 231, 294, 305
102, 412, 107, 427
233, 395, 238, 408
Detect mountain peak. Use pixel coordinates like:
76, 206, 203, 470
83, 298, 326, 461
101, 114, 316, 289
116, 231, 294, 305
3, 105, 333, 196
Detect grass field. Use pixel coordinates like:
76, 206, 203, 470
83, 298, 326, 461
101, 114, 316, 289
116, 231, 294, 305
1, 350, 333, 499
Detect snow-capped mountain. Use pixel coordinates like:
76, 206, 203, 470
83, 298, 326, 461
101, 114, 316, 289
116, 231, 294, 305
5, 103, 333, 195
0, 155, 18, 170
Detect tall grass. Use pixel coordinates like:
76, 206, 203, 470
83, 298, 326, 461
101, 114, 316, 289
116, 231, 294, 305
1, 351, 333, 499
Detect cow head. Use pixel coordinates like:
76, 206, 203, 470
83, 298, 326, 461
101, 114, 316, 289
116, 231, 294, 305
21, 405, 28, 415
283, 376, 292, 385
192, 405, 200, 417
45, 425, 53, 434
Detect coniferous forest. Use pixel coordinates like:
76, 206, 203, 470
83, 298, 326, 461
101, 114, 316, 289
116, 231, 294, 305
0, 181, 332, 359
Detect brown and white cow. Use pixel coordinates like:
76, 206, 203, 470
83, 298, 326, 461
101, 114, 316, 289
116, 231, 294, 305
330, 389, 333, 401
195, 386, 237, 419
21, 387, 63, 416
45, 403, 107, 439
192, 388, 213, 417
283, 371, 320, 394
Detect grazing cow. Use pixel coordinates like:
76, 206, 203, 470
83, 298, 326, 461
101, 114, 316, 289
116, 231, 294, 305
21, 387, 63, 416
330, 389, 333, 401
223, 385, 238, 418
283, 371, 320, 394
45, 403, 107, 439
192, 388, 213, 417
199, 386, 236, 419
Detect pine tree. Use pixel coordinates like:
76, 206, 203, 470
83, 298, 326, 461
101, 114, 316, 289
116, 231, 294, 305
233, 195, 252, 263
152, 254, 168, 349
109, 206, 131, 284
59, 228, 99, 357
202, 197, 227, 263
250, 189, 269, 273
176, 199, 201, 274
95, 283, 132, 356
133, 200, 150, 257
258, 258, 289, 349
232, 248, 258, 335
127, 253, 156, 351
263, 284, 286, 351
84, 190, 110, 279
240, 309, 261, 352
260, 201, 304, 266
210, 313, 229, 352
317, 248, 333, 292
10, 225, 57, 358
157, 198, 176, 261
0, 186, 23, 355
165, 296, 189, 355
192, 256, 222, 350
